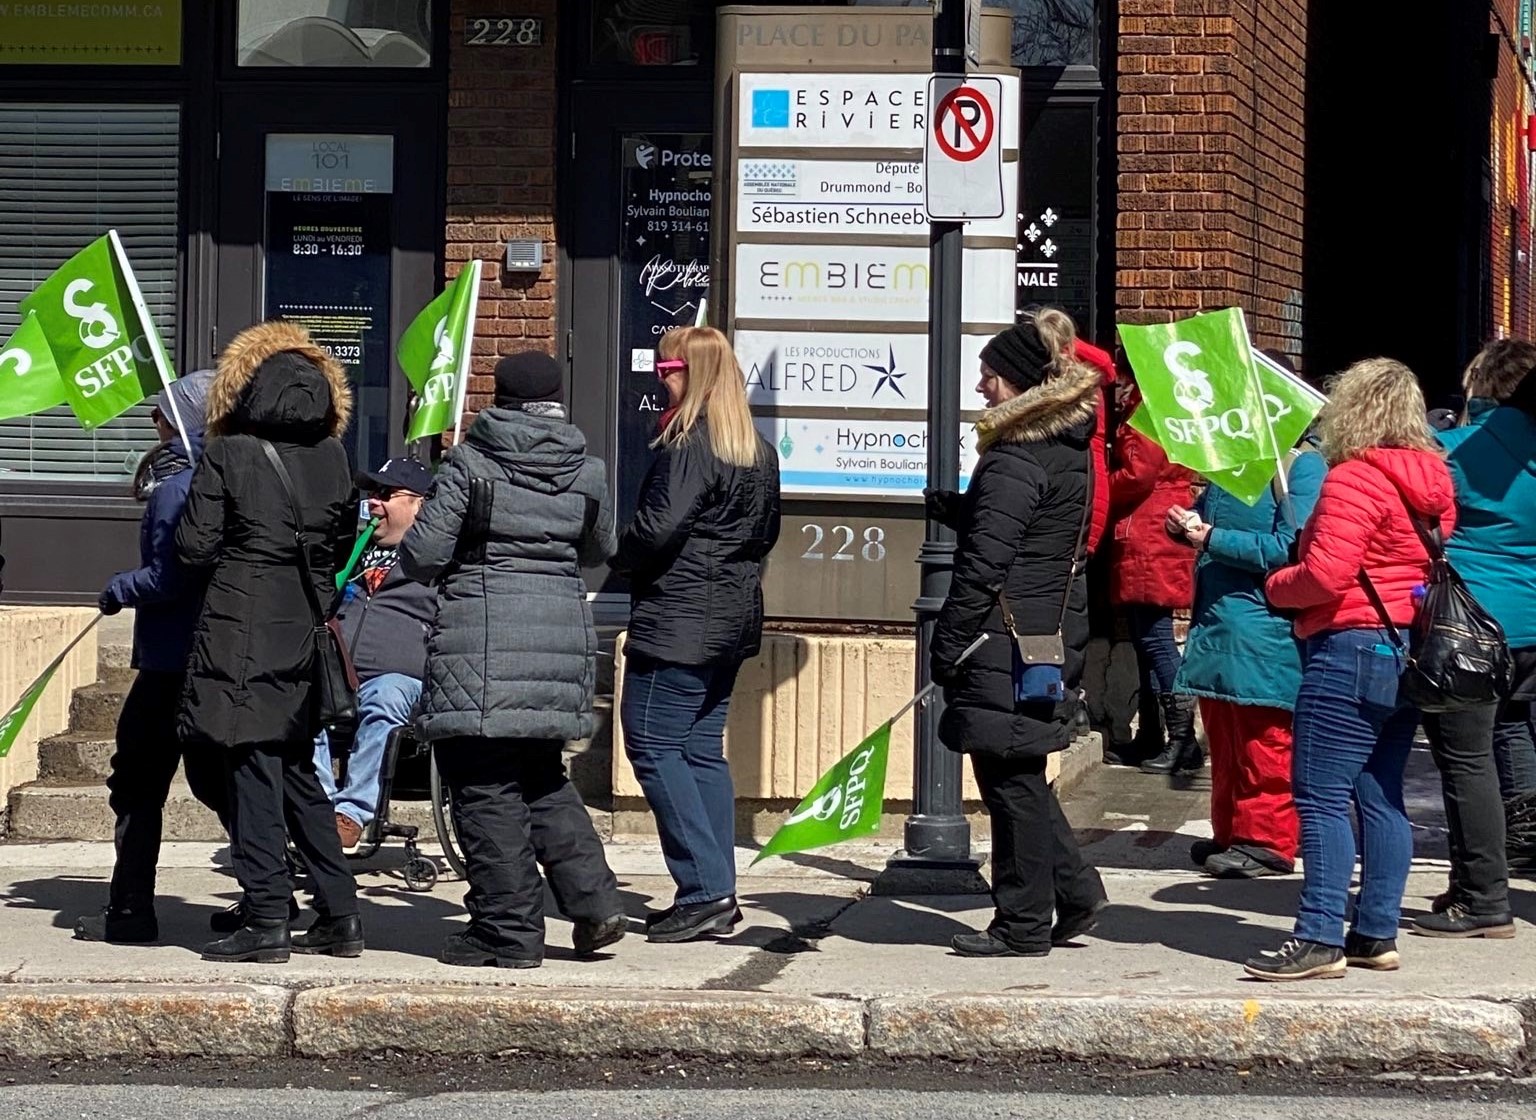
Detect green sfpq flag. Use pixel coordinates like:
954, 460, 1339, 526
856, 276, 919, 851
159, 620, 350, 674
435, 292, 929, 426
1200, 351, 1328, 505
0, 312, 67, 421
752, 721, 892, 864
1117, 307, 1278, 474
0, 616, 100, 760
399, 261, 480, 441
19, 233, 173, 431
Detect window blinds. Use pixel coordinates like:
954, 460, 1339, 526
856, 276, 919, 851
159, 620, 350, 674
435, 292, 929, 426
0, 103, 180, 481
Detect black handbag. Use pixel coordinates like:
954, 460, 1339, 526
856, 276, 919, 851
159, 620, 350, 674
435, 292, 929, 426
1358, 488, 1511, 713
999, 449, 1093, 704
258, 440, 359, 730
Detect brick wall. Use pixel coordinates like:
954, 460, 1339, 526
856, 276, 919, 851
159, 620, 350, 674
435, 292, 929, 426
1488, 2, 1535, 341
447, 0, 560, 426
1116, 0, 1306, 363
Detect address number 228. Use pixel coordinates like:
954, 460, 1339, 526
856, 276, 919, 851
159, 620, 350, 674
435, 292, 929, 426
801, 524, 887, 563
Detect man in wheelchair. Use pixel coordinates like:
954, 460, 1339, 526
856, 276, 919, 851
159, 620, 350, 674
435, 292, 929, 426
316, 457, 436, 851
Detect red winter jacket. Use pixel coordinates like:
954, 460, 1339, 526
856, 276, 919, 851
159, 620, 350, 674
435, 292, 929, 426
1073, 339, 1117, 555
1106, 421, 1197, 609
1265, 448, 1456, 640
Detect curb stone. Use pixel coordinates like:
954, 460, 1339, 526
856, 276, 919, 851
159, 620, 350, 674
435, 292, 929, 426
866, 994, 1528, 1070
0, 984, 1528, 1070
292, 985, 866, 1059
0, 984, 289, 1059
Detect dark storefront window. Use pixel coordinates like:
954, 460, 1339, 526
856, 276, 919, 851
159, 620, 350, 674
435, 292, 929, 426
1017, 102, 1099, 334
238, 1, 433, 67
989, 0, 1096, 69
589, 0, 716, 67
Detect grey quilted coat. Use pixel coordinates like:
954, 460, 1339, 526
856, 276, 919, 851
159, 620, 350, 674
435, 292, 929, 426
398, 408, 616, 743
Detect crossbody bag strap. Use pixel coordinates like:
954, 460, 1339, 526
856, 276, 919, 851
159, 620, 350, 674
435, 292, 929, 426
1354, 478, 1436, 654
257, 438, 325, 628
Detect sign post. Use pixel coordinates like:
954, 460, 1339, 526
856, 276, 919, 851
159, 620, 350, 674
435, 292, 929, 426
924, 76, 1005, 221
874, 0, 988, 897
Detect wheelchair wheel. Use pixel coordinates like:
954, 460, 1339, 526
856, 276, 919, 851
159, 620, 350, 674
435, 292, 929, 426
403, 856, 439, 892
429, 750, 467, 879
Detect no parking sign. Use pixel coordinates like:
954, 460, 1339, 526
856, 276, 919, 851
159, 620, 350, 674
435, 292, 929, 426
923, 75, 1005, 221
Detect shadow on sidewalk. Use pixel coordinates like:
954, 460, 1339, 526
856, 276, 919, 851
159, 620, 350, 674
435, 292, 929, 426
1089, 902, 1279, 965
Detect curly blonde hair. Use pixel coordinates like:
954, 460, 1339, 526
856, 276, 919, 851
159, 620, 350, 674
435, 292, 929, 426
1318, 357, 1440, 465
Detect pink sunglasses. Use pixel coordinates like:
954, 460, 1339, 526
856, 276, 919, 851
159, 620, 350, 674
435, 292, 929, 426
655, 358, 687, 379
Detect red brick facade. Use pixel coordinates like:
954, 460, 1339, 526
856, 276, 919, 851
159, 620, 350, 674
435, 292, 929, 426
1488, 2, 1535, 341
1116, 0, 1306, 363
447, 0, 560, 421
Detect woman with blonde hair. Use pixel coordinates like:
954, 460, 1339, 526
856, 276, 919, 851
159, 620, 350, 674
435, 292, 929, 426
612, 326, 781, 944
1245, 358, 1455, 981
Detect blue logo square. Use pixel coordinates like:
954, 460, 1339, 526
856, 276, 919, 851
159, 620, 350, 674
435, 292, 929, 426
751, 89, 790, 129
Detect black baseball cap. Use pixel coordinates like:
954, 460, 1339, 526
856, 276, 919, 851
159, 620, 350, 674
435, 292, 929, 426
356, 457, 432, 495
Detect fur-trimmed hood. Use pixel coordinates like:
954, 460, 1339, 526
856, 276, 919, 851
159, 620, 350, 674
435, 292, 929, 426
974, 362, 1101, 452
207, 320, 352, 439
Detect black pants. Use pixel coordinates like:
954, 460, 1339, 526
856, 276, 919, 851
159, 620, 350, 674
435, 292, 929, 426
1424, 703, 1510, 915
972, 751, 1106, 951
106, 670, 229, 911
434, 737, 621, 958
225, 738, 358, 923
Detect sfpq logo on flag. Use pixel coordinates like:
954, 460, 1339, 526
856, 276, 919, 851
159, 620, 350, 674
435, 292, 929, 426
752, 721, 891, 864
19, 232, 173, 431
399, 260, 481, 442
1117, 307, 1277, 474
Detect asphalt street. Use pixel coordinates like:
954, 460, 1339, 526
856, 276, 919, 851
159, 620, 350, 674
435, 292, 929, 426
0, 1083, 1532, 1120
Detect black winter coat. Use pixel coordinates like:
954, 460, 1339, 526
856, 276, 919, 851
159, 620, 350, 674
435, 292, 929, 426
176, 321, 355, 749
930, 363, 1101, 759
613, 422, 781, 667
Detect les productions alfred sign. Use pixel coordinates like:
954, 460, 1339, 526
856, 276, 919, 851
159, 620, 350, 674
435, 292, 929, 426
736, 329, 988, 412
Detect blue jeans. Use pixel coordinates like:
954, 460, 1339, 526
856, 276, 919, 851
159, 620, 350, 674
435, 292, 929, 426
621, 654, 741, 905
1127, 605, 1181, 695
1291, 629, 1419, 946
314, 672, 422, 828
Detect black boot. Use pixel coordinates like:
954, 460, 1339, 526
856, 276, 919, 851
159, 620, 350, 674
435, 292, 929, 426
1140, 695, 1203, 774
646, 896, 739, 943
74, 905, 158, 944
292, 913, 365, 957
211, 896, 301, 934
201, 919, 291, 963
1105, 688, 1164, 767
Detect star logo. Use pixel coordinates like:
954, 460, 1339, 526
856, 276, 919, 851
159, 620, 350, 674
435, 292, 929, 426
866, 345, 907, 400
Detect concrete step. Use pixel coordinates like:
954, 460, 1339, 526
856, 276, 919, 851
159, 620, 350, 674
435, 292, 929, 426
37, 733, 117, 782
68, 682, 130, 737
6, 778, 612, 845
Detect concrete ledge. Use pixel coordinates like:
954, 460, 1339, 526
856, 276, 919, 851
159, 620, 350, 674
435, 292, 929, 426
866, 994, 1528, 1070
0, 983, 288, 1059
292, 985, 866, 1059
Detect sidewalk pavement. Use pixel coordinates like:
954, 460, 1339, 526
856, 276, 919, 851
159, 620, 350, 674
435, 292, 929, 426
1, 833, 1533, 1072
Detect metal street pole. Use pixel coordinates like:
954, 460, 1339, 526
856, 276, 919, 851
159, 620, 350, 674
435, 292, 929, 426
874, 0, 987, 896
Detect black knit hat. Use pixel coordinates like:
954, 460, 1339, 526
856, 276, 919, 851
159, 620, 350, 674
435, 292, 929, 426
493, 350, 564, 408
979, 321, 1053, 392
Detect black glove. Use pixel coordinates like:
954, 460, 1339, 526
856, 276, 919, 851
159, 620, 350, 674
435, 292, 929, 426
924, 488, 960, 526
930, 652, 963, 687
98, 587, 122, 616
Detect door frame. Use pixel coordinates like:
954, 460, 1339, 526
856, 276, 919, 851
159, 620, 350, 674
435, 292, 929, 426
560, 81, 712, 604
207, 86, 445, 463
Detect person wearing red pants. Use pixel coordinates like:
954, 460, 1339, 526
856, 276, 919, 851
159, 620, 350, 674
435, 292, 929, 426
1165, 440, 1327, 878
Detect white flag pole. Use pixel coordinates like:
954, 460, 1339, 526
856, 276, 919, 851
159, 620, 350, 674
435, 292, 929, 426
108, 228, 193, 463
450, 259, 483, 446
1234, 310, 1292, 525
694, 297, 708, 328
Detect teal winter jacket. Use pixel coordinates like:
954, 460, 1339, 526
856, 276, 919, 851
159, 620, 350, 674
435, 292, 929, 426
1438, 400, 1536, 650
1175, 449, 1327, 710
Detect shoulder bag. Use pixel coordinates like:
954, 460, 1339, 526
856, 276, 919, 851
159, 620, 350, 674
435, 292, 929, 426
258, 440, 360, 730
999, 451, 1094, 704
1357, 489, 1511, 713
